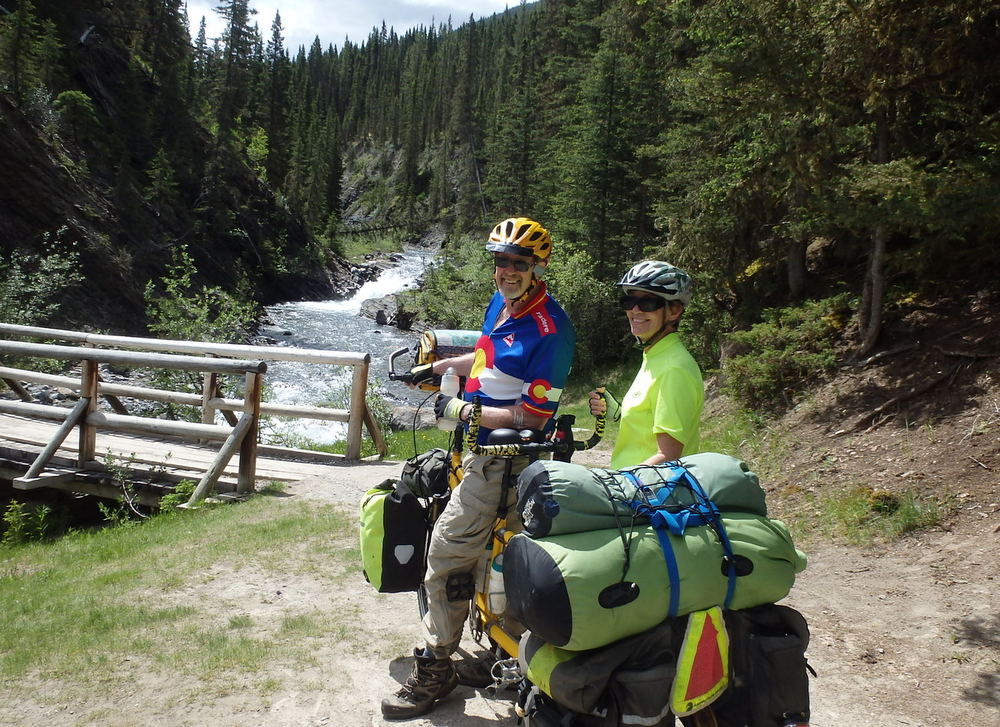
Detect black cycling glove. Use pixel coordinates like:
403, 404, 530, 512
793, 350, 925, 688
407, 363, 436, 385
434, 394, 468, 423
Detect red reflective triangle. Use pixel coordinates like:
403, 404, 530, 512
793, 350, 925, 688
684, 614, 725, 700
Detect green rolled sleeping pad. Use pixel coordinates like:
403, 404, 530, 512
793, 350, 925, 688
517, 453, 767, 539
503, 513, 806, 652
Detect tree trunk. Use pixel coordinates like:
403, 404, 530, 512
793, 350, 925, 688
859, 106, 891, 356
786, 182, 809, 299
787, 239, 808, 299
860, 222, 888, 355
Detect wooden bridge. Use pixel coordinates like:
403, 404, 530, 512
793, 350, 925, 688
0, 323, 388, 507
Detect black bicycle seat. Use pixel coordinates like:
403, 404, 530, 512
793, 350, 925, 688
486, 428, 545, 445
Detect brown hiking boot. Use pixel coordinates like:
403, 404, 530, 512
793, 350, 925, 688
381, 649, 459, 720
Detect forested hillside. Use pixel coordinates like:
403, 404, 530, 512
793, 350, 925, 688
1, 0, 998, 369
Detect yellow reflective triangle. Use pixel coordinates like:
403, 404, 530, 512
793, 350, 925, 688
670, 606, 730, 717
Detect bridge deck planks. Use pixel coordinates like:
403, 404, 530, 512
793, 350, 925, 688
0, 412, 341, 484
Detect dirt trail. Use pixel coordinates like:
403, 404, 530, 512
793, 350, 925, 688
287, 455, 1000, 727
3, 455, 997, 727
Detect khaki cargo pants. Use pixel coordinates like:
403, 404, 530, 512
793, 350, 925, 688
421, 451, 527, 659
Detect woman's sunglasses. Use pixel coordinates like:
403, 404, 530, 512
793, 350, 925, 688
494, 255, 532, 272
619, 294, 666, 312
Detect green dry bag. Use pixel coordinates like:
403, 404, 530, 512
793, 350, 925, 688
359, 479, 429, 593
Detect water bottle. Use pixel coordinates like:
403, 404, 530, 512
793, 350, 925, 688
487, 554, 506, 613
437, 366, 460, 430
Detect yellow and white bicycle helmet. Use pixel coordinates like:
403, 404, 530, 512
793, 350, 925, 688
486, 217, 553, 260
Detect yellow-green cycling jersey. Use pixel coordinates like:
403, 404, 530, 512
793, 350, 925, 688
611, 333, 704, 469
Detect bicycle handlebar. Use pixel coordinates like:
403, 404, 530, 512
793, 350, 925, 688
465, 392, 606, 458
388, 347, 607, 455
387, 347, 413, 383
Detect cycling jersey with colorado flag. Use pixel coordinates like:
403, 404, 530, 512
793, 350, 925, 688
464, 282, 575, 443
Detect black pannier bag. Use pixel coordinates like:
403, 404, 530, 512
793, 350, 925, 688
359, 449, 452, 594
706, 604, 814, 727
359, 479, 429, 593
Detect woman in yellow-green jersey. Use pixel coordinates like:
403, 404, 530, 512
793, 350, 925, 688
591, 260, 704, 468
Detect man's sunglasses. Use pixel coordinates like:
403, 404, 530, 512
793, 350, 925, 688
494, 255, 532, 272
619, 294, 666, 312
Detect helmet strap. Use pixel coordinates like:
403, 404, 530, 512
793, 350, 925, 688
499, 274, 541, 305
636, 321, 678, 350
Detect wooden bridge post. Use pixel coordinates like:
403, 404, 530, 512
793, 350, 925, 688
346, 356, 370, 460
200, 371, 218, 445
237, 370, 262, 493
201, 372, 218, 426
78, 359, 99, 466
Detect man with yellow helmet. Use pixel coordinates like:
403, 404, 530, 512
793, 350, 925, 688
382, 218, 576, 719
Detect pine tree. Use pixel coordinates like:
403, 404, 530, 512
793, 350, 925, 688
0, 0, 59, 107
482, 6, 541, 216
214, 0, 257, 142
264, 11, 291, 189
54, 90, 100, 147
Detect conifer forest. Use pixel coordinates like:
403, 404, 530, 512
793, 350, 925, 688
1, 0, 998, 371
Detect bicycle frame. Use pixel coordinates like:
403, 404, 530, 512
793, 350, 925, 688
389, 340, 605, 684
462, 397, 606, 664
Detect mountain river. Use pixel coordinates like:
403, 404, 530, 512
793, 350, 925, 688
257, 247, 439, 445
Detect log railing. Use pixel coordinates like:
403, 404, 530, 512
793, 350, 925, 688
0, 323, 386, 461
0, 338, 265, 504
0, 324, 388, 504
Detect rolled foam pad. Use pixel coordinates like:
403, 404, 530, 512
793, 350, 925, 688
518, 453, 767, 539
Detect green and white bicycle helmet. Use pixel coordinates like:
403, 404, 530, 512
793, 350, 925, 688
618, 260, 693, 305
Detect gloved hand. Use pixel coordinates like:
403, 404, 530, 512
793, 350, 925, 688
588, 390, 607, 417
434, 394, 469, 423
589, 388, 620, 421
406, 363, 436, 386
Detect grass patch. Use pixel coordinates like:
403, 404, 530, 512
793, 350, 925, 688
333, 230, 406, 263
228, 614, 254, 629
798, 485, 949, 545
0, 497, 358, 685
701, 407, 772, 464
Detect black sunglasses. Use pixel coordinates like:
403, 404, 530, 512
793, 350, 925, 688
619, 294, 666, 312
494, 255, 532, 272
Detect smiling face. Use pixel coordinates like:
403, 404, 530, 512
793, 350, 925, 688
622, 289, 682, 342
494, 253, 540, 300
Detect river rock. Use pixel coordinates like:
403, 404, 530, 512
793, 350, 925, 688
360, 294, 419, 331
360, 295, 398, 324
391, 405, 437, 431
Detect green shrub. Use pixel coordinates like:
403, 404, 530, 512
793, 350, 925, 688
0, 230, 82, 327
144, 245, 258, 344
677, 287, 732, 374
158, 480, 197, 512
721, 293, 853, 413
143, 245, 258, 419
1, 500, 54, 545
